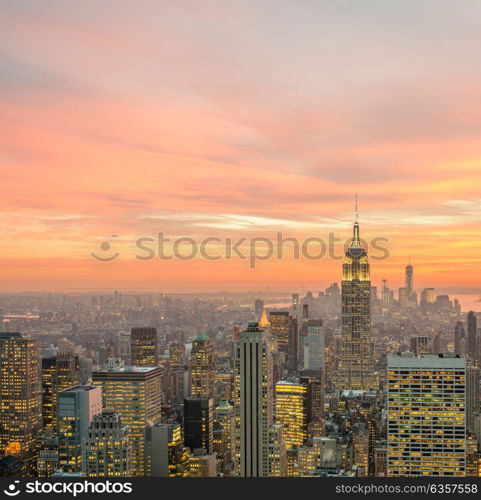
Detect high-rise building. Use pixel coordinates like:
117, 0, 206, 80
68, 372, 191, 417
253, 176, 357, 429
58, 385, 102, 473
466, 312, 477, 365
352, 424, 369, 475
92, 366, 162, 476
269, 312, 290, 356
387, 354, 466, 476
254, 299, 264, 318
381, 279, 390, 308
146, 423, 189, 477
266, 424, 287, 477
291, 294, 300, 316
183, 397, 214, 454
169, 343, 186, 408
190, 332, 215, 399
398, 287, 408, 308
338, 214, 373, 391
188, 448, 217, 477
130, 327, 159, 367
454, 322, 466, 355
234, 322, 273, 477
420, 288, 436, 305
300, 370, 325, 423
82, 408, 131, 477
0, 332, 42, 473
410, 336, 429, 356
214, 400, 234, 466
42, 352, 81, 435
466, 365, 480, 432
169, 343, 185, 372
303, 319, 324, 370
405, 262, 413, 296
275, 379, 309, 450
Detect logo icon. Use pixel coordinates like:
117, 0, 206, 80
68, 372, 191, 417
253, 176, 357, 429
91, 235, 121, 262
4, 481, 20, 497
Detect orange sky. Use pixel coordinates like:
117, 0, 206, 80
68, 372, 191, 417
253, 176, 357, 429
1, 1, 481, 304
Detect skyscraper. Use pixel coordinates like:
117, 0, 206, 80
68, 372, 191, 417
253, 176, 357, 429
275, 379, 309, 450
303, 319, 324, 370
405, 262, 413, 296
466, 365, 480, 432
190, 332, 215, 399
269, 311, 290, 356
92, 365, 162, 476
183, 397, 214, 454
454, 321, 466, 355
0, 332, 42, 474
410, 336, 429, 356
234, 322, 273, 477
254, 299, 264, 318
58, 385, 102, 473
169, 342, 185, 372
130, 327, 159, 367
387, 354, 466, 476
338, 212, 373, 391
214, 400, 235, 466
466, 312, 477, 365
82, 408, 131, 477
42, 351, 81, 435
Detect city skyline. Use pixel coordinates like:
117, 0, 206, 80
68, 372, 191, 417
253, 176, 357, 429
1, 1, 481, 482
1, 1, 481, 295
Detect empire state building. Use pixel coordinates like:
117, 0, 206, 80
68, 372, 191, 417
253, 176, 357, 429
337, 211, 373, 390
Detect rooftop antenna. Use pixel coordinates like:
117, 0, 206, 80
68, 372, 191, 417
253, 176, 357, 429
355, 193, 359, 222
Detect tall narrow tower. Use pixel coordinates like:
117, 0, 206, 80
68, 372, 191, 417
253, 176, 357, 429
0, 332, 42, 473
337, 201, 373, 390
234, 322, 273, 477
405, 259, 413, 297
466, 311, 477, 365
190, 332, 215, 399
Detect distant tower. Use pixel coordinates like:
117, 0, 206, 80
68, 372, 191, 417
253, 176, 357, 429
190, 332, 215, 399
130, 327, 159, 367
254, 299, 264, 317
338, 201, 373, 390
405, 259, 413, 297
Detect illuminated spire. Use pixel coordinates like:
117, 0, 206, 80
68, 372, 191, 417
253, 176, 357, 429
259, 309, 270, 328
352, 194, 361, 246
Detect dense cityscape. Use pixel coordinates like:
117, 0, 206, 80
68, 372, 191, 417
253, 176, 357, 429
0, 217, 479, 478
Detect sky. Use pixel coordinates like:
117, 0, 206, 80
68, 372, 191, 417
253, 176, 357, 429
1, 1, 481, 306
